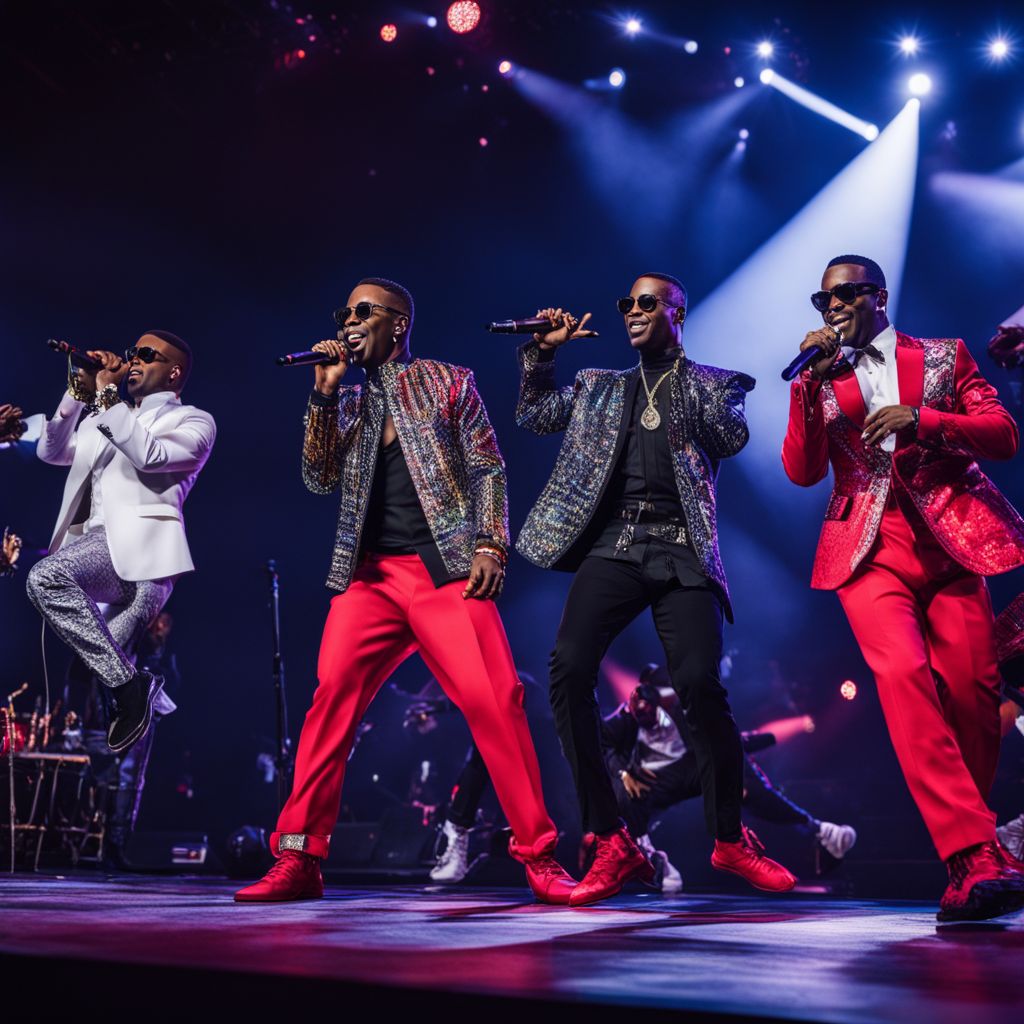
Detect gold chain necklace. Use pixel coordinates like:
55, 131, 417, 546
639, 359, 679, 431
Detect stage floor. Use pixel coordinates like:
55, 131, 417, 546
1, 874, 1022, 1022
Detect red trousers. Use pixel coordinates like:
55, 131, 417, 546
837, 499, 1000, 860
272, 554, 558, 861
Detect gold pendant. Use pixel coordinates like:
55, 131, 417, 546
640, 404, 661, 431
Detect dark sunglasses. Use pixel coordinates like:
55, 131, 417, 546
124, 346, 168, 364
332, 301, 407, 327
810, 282, 880, 313
616, 294, 682, 315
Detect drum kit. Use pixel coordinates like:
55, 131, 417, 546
3, 683, 104, 871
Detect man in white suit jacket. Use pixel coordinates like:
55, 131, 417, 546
27, 330, 215, 752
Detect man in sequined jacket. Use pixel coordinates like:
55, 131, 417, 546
237, 276, 575, 905
783, 253, 1024, 922
516, 273, 796, 906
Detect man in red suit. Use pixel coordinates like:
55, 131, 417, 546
782, 254, 1024, 921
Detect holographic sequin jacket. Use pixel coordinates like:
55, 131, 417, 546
515, 342, 755, 621
302, 358, 509, 592
782, 331, 1024, 590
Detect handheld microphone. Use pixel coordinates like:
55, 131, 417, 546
780, 326, 843, 382
276, 350, 342, 367
486, 317, 558, 335
47, 338, 103, 373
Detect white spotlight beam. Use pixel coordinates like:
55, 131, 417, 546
762, 70, 878, 140
685, 99, 920, 471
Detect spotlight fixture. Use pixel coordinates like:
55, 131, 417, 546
624, 18, 642, 36
380, 24, 398, 43
734, 76, 745, 88
988, 37, 1011, 61
907, 72, 932, 96
840, 680, 858, 701
738, 128, 750, 140
447, 1, 482, 34
498, 59, 513, 76
683, 40, 699, 54
898, 35, 919, 56
608, 67, 626, 88
756, 41, 774, 59
759, 67, 775, 84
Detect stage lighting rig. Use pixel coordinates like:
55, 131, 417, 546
907, 72, 932, 96
447, 2, 482, 35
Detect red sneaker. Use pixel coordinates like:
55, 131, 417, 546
568, 827, 654, 907
234, 851, 324, 903
937, 841, 1024, 922
711, 825, 797, 893
523, 855, 577, 905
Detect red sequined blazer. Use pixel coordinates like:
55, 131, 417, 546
781, 331, 1024, 590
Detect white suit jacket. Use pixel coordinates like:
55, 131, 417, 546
37, 390, 216, 582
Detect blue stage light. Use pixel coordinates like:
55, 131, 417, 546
988, 37, 1011, 61
734, 76, 745, 88
624, 18, 642, 37
898, 36, 919, 56
761, 68, 878, 141
684, 40, 699, 55
608, 68, 626, 88
426, 15, 438, 28
738, 128, 750, 140
756, 41, 774, 59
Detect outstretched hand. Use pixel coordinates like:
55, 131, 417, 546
534, 308, 599, 350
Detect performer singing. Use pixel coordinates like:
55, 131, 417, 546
782, 254, 1024, 921
27, 333, 214, 754
516, 274, 796, 906
236, 277, 575, 904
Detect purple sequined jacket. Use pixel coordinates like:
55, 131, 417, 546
303, 358, 509, 592
515, 343, 755, 620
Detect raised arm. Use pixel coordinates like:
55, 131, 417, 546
95, 404, 216, 475
781, 375, 830, 486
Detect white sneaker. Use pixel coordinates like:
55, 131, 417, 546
996, 813, 1024, 860
430, 820, 470, 883
637, 833, 684, 893
817, 821, 857, 859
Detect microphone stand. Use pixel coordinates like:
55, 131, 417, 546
265, 560, 292, 813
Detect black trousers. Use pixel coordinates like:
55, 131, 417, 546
549, 550, 744, 841
613, 753, 817, 839
447, 744, 489, 829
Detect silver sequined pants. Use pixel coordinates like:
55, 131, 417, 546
26, 529, 173, 688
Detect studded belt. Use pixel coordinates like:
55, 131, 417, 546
613, 516, 688, 553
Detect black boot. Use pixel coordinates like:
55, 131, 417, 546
107, 672, 163, 754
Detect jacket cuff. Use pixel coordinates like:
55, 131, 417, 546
917, 406, 941, 442
309, 388, 339, 408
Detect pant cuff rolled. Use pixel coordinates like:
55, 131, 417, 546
507, 829, 558, 863
270, 831, 329, 859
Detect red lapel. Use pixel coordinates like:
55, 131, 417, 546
830, 362, 866, 428
896, 331, 924, 408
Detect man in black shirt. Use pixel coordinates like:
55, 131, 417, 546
516, 273, 796, 905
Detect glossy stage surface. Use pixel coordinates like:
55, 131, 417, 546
2, 875, 1022, 1022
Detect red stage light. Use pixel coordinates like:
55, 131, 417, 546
296, 49, 307, 60
447, 2, 482, 34
380, 24, 398, 43
478, 137, 488, 147
840, 680, 858, 701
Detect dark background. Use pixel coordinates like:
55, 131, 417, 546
2, 1, 1022, 876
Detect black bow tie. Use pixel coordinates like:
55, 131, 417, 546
848, 343, 885, 368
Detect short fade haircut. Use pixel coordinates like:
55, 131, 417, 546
825, 255, 886, 290
638, 272, 687, 311
357, 276, 414, 335
142, 329, 192, 389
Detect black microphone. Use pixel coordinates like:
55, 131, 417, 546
780, 326, 843, 381
47, 338, 103, 373
486, 317, 558, 335
276, 350, 341, 367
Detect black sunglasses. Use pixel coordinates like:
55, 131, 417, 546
810, 282, 880, 313
616, 294, 682, 315
332, 301, 407, 327
124, 346, 168, 364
